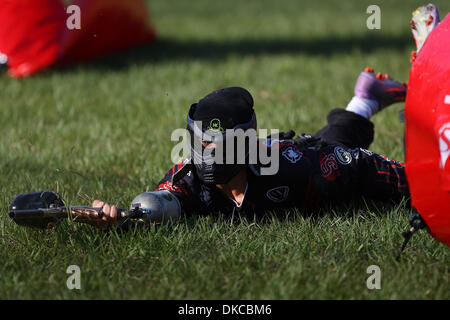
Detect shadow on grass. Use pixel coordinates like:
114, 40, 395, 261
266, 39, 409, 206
0, 155, 150, 205
162, 197, 412, 231
54, 32, 413, 73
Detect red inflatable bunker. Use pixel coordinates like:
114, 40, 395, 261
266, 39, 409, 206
0, 0, 156, 78
405, 14, 450, 246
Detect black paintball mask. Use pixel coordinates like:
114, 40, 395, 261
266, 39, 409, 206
187, 87, 257, 185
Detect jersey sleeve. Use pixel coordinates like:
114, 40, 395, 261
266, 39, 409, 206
154, 160, 206, 217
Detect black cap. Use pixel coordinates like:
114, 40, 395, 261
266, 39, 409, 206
189, 87, 254, 132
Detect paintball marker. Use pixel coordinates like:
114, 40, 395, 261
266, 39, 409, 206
9, 190, 181, 229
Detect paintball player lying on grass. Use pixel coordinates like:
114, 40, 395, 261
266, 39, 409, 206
86, 67, 409, 229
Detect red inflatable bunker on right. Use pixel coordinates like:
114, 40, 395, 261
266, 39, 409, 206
405, 14, 450, 247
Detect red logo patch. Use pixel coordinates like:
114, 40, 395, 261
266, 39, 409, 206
320, 152, 340, 181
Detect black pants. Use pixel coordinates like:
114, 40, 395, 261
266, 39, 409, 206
311, 109, 409, 201
314, 109, 374, 149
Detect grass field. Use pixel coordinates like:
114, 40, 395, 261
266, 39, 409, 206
1, 0, 449, 300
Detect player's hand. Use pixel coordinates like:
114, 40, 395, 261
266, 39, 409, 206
89, 200, 119, 229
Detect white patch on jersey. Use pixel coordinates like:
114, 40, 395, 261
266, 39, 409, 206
349, 148, 360, 160
282, 146, 303, 163
264, 138, 281, 147
334, 146, 352, 165
266, 186, 289, 203
360, 148, 374, 156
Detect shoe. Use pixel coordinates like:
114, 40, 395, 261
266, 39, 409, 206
354, 67, 407, 110
410, 3, 440, 62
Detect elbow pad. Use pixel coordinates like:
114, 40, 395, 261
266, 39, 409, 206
130, 190, 181, 223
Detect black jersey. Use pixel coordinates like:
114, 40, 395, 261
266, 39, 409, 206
155, 134, 409, 218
